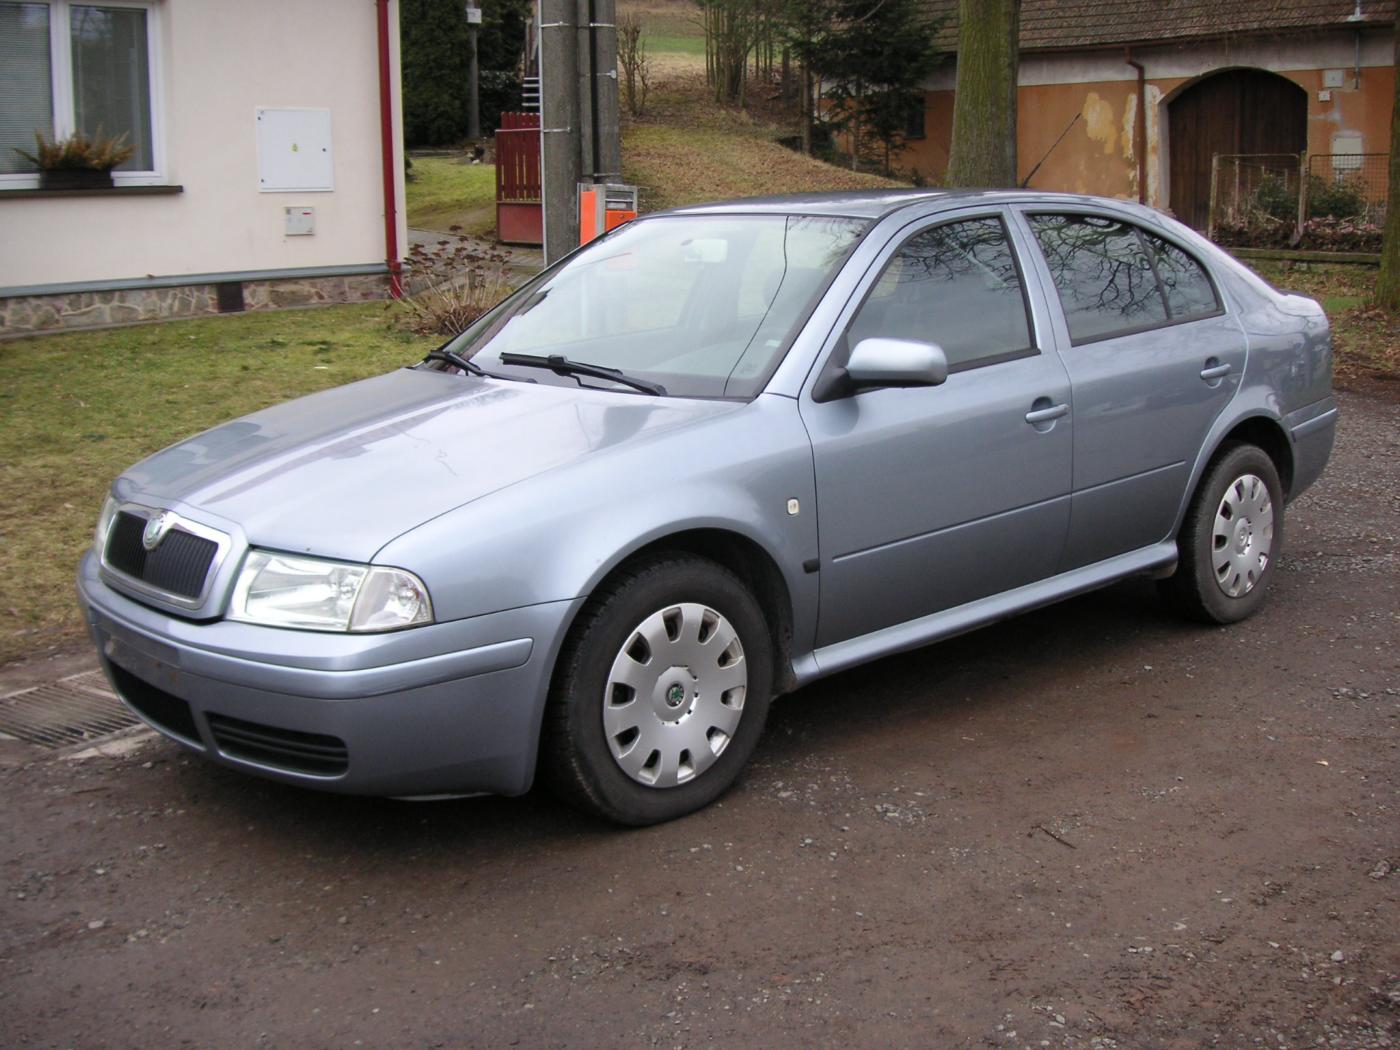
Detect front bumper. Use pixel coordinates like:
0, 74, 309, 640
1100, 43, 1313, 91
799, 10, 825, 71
78, 551, 582, 797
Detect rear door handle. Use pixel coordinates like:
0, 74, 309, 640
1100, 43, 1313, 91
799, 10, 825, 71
1200, 361, 1232, 381
1025, 402, 1070, 425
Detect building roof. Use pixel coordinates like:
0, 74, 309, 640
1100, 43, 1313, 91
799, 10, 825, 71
925, 0, 1397, 52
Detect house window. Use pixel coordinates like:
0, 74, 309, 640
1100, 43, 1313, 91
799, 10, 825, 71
904, 95, 926, 140
0, 0, 161, 182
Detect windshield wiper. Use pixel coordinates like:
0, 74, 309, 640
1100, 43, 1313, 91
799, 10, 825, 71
422, 348, 526, 382
498, 353, 666, 396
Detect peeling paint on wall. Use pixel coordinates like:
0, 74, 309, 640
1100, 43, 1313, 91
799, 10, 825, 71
1083, 92, 1118, 155
1145, 85, 1163, 206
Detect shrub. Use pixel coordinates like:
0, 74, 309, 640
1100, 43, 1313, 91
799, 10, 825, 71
1250, 173, 1298, 222
1306, 172, 1367, 220
396, 232, 515, 337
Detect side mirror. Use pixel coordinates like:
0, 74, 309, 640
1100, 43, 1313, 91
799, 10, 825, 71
845, 338, 949, 390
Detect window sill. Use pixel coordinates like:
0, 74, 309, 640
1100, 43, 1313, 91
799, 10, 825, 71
0, 184, 183, 200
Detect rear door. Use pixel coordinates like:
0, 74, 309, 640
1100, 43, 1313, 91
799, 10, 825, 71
1013, 209, 1246, 570
800, 211, 1074, 648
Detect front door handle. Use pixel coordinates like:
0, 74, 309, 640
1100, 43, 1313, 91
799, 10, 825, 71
1025, 402, 1070, 425
1200, 360, 1232, 382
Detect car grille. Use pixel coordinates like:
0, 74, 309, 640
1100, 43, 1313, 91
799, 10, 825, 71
108, 664, 202, 745
207, 713, 349, 776
105, 511, 218, 601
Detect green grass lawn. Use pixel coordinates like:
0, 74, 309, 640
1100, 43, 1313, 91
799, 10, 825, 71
621, 0, 705, 60
622, 68, 902, 213
0, 305, 439, 665
642, 32, 705, 56
405, 155, 497, 236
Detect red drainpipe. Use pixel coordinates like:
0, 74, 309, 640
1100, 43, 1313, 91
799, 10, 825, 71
376, 0, 404, 298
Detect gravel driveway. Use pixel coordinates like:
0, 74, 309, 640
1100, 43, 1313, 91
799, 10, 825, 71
3, 389, 1397, 1049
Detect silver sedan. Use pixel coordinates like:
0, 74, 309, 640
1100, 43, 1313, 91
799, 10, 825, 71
78, 190, 1337, 824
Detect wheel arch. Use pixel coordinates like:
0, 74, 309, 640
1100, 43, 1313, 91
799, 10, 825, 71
1173, 409, 1294, 539
1218, 415, 1294, 496
558, 527, 800, 698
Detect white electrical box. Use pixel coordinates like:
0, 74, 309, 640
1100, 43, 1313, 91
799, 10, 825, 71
1323, 69, 1346, 88
257, 107, 334, 192
466, 6, 482, 23
1319, 89, 1333, 102
284, 206, 316, 236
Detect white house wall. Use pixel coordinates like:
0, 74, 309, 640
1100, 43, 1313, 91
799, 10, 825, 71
0, 0, 406, 292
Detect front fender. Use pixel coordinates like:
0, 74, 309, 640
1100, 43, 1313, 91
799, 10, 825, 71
374, 393, 820, 644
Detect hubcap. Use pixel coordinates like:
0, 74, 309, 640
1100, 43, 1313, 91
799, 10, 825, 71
603, 602, 747, 788
1212, 473, 1274, 598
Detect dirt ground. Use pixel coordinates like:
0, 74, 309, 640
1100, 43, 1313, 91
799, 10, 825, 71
2, 388, 1397, 1050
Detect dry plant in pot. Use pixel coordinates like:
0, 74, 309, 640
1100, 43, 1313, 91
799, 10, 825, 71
14, 128, 137, 190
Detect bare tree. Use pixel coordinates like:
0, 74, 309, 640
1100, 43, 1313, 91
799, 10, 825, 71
946, 0, 1020, 187
1377, 24, 1400, 310
617, 13, 652, 117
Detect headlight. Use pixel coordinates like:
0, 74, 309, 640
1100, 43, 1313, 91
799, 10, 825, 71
93, 494, 118, 552
229, 550, 433, 632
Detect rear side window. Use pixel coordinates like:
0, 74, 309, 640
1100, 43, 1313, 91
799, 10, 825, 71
1029, 213, 1222, 344
847, 216, 1034, 372
1144, 233, 1220, 320
1028, 214, 1167, 343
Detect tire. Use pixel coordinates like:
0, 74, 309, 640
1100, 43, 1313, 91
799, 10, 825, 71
1159, 442, 1284, 625
541, 553, 774, 825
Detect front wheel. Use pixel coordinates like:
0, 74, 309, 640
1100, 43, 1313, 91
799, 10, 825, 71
1160, 442, 1284, 624
542, 553, 773, 825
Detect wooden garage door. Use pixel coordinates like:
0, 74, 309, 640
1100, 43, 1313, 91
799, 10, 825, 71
1168, 69, 1308, 230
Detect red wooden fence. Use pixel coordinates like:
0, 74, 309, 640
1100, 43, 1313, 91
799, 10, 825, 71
496, 112, 542, 246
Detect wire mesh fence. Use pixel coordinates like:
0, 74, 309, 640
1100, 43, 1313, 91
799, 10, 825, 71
1209, 152, 1390, 252
1306, 153, 1389, 224
1208, 154, 1302, 238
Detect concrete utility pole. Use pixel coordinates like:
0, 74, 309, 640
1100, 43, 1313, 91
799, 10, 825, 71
587, 0, 621, 183
540, 0, 580, 263
466, 4, 482, 141
539, 0, 621, 262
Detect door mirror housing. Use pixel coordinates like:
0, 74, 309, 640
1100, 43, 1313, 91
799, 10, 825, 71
845, 338, 949, 390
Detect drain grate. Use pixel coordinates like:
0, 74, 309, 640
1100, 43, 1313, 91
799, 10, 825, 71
0, 670, 141, 749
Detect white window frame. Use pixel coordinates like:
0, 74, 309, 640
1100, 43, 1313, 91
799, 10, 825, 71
1, 0, 165, 188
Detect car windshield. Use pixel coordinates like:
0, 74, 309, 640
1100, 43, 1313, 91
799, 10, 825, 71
437, 213, 869, 399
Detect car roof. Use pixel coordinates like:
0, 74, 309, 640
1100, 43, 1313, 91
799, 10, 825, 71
662, 188, 1169, 223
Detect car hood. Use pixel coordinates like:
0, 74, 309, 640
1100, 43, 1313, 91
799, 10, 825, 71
118, 368, 741, 562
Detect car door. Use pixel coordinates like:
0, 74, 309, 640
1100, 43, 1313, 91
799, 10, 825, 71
1014, 209, 1247, 570
799, 212, 1074, 648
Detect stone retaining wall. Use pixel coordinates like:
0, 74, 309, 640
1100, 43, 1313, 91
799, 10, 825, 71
0, 272, 392, 336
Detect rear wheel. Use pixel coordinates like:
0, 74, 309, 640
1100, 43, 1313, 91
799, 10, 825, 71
1160, 442, 1283, 624
542, 553, 773, 825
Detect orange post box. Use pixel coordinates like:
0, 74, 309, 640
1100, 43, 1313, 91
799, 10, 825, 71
579, 183, 639, 246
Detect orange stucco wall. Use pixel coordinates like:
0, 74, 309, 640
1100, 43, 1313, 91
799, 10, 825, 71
896, 60, 1394, 209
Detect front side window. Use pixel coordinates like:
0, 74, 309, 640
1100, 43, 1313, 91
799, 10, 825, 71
1028, 214, 1168, 344
1, 0, 157, 179
442, 213, 869, 399
847, 216, 1035, 372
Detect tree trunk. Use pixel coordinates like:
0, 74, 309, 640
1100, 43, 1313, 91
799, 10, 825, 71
800, 61, 812, 155
851, 77, 861, 170
946, 0, 1020, 187
1376, 25, 1400, 310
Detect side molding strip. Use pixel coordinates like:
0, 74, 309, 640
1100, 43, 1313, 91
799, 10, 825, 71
791, 541, 1178, 685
